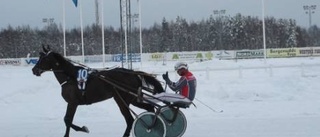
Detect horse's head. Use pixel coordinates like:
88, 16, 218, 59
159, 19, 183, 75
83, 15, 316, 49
32, 45, 58, 76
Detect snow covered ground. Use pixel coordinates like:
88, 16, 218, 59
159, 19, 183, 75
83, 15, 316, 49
1, 57, 320, 137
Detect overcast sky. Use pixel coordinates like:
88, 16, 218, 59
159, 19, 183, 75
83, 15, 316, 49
0, 0, 319, 29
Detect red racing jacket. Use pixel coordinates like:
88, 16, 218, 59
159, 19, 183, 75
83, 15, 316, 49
167, 71, 197, 101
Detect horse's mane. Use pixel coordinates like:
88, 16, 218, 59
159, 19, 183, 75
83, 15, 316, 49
51, 51, 78, 78
51, 52, 75, 67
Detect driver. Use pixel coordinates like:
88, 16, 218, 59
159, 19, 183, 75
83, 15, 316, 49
144, 62, 197, 106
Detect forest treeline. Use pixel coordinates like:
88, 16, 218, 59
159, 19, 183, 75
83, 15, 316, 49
0, 13, 319, 58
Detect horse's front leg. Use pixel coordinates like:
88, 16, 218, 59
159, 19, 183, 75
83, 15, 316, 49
114, 97, 134, 137
63, 103, 89, 137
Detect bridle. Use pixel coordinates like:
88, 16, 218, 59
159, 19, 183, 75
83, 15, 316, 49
33, 51, 65, 75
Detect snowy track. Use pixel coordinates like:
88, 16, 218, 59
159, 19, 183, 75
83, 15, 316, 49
1, 57, 320, 137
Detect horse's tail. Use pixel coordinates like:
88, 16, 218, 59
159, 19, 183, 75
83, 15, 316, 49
140, 73, 164, 94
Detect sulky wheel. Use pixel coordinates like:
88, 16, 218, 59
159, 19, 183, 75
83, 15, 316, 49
132, 112, 166, 137
160, 107, 187, 137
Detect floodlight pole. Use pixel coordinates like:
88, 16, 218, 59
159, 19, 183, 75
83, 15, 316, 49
213, 9, 226, 50
262, 0, 267, 63
138, 0, 143, 68
120, 0, 129, 68
79, 0, 85, 63
42, 18, 54, 27
101, 0, 105, 67
303, 5, 317, 28
62, 0, 66, 57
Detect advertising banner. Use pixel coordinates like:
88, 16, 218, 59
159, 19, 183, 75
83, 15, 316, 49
0, 59, 21, 66
314, 48, 320, 56
171, 53, 200, 60
267, 48, 298, 58
24, 58, 38, 65
149, 53, 165, 61
213, 50, 234, 60
85, 55, 103, 63
297, 47, 320, 57
235, 50, 264, 59
112, 54, 141, 62
297, 47, 313, 57
170, 52, 213, 61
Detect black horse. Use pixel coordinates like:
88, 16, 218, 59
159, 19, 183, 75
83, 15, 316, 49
32, 46, 164, 137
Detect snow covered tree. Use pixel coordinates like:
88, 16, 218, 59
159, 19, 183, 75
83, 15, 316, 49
286, 19, 298, 48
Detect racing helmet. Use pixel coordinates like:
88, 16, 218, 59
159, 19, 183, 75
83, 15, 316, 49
174, 62, 188, 71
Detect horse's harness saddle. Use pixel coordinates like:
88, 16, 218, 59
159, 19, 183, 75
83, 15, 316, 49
75, 67, 116, 95
77, 69, 89, 91
76, 68, 99, 95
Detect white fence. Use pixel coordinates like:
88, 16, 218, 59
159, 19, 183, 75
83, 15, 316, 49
1, 48, 320, 80
147, 59, 320, 80
194, 63, 320, 79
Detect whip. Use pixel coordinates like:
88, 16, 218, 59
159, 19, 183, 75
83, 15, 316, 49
194, 98, 223, 113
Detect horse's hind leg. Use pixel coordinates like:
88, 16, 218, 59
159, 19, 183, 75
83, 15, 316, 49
114, 96, 134, 137
63, 104, 89, 137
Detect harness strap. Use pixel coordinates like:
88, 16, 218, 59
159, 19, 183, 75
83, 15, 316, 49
114, 87, 139, 118
61, 81, 68, 86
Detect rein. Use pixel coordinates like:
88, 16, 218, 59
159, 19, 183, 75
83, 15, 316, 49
42, 54, 165, 109
64, 58, 161, 93
50, 69, 65, 73
97, 74, 165, 118
65, 58, 91, 69
97, 75, 140, 97
37, 68, 65, 73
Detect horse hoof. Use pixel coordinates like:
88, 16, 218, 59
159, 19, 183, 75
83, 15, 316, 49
82, 126, 90, 133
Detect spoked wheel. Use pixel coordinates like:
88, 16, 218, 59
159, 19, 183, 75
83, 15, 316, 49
160, 107, 187, 137
132, 112, 166, 137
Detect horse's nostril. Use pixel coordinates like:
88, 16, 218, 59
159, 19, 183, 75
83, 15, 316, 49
32, 67, 42, 76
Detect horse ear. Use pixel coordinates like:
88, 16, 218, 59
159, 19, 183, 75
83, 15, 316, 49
42, 44, 51, 53
46, 44, 51, 51
42, 44, 48, 53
